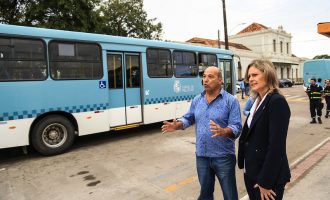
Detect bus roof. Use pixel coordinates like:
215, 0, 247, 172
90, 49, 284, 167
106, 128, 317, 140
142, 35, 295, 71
304, 59, 330, 64
0, 24, 233, 55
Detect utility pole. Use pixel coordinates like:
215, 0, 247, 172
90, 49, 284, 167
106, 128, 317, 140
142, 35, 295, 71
218, 29, 221, 48
221, 0, 229, 50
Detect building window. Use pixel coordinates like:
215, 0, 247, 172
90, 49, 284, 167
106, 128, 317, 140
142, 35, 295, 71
296, 69, 298, 81
273, 39, 276, 52
287, 42, 289, 54
280, 41, 283, 53
237, 61, 242, 80
147, 48, 172, 77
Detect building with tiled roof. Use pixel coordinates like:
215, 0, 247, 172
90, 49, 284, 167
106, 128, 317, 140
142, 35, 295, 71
184, 23, 304, 82
186, 37, 251, 51
237, 23, 269, 34
229, 23, 304, 82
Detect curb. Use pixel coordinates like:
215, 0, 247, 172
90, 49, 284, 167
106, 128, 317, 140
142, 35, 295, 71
289, 136, 330, 169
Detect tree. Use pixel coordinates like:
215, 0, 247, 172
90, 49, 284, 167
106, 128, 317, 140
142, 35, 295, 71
313, 54, 330, 59
0, 0, 29, 24
99, 0, 162, 39
23, 0, 102, 33
0, 0, 163, 39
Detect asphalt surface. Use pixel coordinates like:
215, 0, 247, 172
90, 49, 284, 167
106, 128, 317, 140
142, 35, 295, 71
0, 85, 329, 200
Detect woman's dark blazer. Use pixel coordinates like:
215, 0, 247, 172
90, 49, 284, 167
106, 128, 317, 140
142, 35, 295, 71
238, 92, 291, 189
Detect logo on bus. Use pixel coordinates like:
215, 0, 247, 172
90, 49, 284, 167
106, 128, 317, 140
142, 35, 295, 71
173, 80, 181, 93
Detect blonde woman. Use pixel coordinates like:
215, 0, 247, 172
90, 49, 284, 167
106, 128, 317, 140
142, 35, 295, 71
238, 59, 291, 200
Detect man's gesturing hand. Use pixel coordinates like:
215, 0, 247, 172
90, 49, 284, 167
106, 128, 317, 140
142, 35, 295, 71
161, 119, 180, 134
210, 120, 230, 138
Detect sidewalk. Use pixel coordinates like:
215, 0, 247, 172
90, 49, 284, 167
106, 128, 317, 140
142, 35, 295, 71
284, 152, 330, 199
284, 138, 330, 200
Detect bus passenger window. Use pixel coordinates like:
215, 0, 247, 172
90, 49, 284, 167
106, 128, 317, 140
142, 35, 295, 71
0, 37, 47, 81
198, 53, 217, 76
0, 63, 10, 80
49, 41, 103, 80
147, 48, 172, 77
173, 51, 197, 77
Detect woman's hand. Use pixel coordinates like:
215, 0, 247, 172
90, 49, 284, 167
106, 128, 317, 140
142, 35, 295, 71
254, 184, 276, 200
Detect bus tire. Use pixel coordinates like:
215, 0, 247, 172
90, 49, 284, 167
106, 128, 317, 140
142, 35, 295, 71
31, 115, 75, 156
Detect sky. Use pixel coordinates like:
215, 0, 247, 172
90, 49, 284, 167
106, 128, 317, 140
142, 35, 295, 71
143, 0, 330, 59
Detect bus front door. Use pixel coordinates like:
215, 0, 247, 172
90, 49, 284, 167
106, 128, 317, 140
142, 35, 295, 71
107, 53, 142, 127
219, 59, 234, 94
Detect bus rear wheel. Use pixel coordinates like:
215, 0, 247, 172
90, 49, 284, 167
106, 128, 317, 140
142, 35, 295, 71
31, 115, 75, 156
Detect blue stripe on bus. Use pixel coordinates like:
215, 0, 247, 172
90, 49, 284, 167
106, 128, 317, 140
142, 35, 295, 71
144, 94, 195, 104
0, 93, 196, 121
0, 103, 110, 121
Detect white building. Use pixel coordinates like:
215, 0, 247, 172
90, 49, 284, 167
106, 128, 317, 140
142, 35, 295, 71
186, 23, 305, 83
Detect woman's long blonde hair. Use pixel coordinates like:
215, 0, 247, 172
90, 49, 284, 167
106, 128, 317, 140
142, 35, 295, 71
244, 59, 282, 99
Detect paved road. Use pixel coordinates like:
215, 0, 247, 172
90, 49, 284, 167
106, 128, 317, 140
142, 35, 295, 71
0, 85, 329, 200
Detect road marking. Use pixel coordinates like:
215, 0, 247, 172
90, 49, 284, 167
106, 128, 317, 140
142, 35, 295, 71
285, 95, 303, 99
164, 176, 198, 192
287, 97, 308, 102
284, 94, 308, 102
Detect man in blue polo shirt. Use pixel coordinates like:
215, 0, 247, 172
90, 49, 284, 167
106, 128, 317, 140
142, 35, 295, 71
161, 66, 242, 200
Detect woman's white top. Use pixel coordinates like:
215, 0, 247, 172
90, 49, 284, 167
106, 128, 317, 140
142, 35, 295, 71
247, 94, 268, 128
244, 94, 268, 173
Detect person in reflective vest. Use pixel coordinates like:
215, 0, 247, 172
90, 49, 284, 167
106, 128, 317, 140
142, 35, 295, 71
324, 80, 330, 118
306, 78, 324, 124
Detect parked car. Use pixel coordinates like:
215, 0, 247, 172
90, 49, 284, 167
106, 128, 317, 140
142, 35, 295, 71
279, 79, 294, 88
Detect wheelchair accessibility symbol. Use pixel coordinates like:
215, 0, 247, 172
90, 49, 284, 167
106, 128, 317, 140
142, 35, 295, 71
99, 81, 106, 89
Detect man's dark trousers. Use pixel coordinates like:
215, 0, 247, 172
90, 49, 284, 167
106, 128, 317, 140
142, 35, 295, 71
310, 100, 322, 118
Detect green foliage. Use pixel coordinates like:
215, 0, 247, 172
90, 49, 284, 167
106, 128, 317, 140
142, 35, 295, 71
24, 0, 102, 33
0, 0, 28, 24
0, 0, 163, 39
99, 0, 162, 39
313, 54, 330, 59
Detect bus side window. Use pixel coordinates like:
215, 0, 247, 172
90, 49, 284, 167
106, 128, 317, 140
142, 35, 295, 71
0, 63, 10, 80
32, 66, 45, 79
0, 52, 9, 80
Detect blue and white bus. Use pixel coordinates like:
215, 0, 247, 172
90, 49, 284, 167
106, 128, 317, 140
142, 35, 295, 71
0, 24, 237, 155
303, 59, 330, 87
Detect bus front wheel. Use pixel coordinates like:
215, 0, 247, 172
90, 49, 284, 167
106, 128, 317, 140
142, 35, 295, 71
31, 115, 75, 156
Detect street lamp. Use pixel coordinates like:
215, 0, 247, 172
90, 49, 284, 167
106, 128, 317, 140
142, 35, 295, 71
229, 23, 246, 35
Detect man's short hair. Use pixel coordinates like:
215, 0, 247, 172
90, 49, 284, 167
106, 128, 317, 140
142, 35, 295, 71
311, 78, 316, 82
